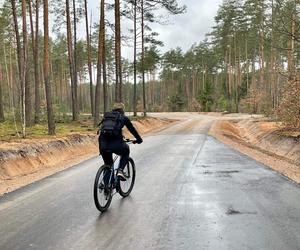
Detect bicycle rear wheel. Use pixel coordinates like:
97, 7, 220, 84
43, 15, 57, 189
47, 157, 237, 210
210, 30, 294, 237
93, 165, 112, 212
118, 158, 136, 197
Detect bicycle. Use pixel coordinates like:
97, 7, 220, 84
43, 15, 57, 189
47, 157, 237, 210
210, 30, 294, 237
93, 139, 136, 212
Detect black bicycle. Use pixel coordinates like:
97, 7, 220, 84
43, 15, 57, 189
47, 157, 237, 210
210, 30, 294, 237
93, 139, 136, 212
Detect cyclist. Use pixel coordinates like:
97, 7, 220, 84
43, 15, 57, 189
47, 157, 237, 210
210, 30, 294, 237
98, 103, 143, 181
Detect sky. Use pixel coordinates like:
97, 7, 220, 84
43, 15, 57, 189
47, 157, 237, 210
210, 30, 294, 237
82, 0, 223, 58
149, 0, 222, 52
1, 0, 223, 59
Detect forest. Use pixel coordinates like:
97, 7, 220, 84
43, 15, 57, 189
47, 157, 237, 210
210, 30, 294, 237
0, 0, 299, 137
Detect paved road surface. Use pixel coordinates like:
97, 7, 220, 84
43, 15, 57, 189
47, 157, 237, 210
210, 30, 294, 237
1, 114, 300, 250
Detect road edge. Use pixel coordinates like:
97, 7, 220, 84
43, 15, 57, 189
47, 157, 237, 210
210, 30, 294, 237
209, 121, 300, 184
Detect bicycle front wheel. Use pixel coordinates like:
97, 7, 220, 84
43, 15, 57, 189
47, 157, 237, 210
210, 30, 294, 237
118, 158, 136, 197
93, 165, 112, 212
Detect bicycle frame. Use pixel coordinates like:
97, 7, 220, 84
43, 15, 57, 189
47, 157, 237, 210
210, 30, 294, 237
107, 155, 119, 189
106, 140, 133, 190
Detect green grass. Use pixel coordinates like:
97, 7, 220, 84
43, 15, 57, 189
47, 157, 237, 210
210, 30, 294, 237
0, 113, 145, 141
0, 117, 96, 141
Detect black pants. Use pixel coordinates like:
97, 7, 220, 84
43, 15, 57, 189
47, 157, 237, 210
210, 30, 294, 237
100, 137, 129, 186
100, 140, 130, 171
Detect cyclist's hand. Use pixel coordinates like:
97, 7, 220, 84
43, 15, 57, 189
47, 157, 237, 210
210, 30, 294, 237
134, 138, 143, 144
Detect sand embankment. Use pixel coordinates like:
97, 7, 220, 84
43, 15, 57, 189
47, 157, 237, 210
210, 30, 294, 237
0, 117, 173, 195
210, 117, 300, 183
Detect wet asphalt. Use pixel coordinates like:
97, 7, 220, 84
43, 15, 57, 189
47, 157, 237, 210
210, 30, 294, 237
0, 116, 300, 250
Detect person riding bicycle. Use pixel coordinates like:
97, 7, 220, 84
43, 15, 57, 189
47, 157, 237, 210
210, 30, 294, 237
98, 103, 143, 181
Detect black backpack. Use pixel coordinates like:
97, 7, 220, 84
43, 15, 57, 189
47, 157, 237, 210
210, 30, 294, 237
100, 111, 124, 137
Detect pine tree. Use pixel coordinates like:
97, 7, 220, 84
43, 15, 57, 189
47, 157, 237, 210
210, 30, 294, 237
115, 0, 122, 103
44, 0, 55, 135
0, 73, 4, 122
66, 0, 78, 121
84, 0, 94, 117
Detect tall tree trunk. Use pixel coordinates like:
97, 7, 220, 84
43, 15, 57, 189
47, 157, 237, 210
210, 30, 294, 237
22, 0, 31, 127
66, 0, 77, 121
258, 3, 265, 92
233, 32, 239, 112
141, 0, 146, 116
184, 71, 190, 109
228, 44, 232, 99
21, 0, 27, 135
12, 0, 24, 132
245, 39, 249, 93
94, 0, 103, 127
101, 0, 108, 113
251, 54, 257, 113
78, 73, 83, 110
60, 57, 64, 104
236, 46, 241, 112
133, 0, 137, 116
8, 46, 20, 136
84, 0, 94, 116
224, 49, 229, 98
114, 0, 119, 103
29, 0, 40, 124
288, 0, 296, 80
35, 0, 40, 123
11, 0, 22, 87
3, 44, 10, 117
259, 28, 264, 90
270, 0, 276, 108
201, 57, 206, 93
44, 0, 55, 135
114, 0, 122, 102
72, 0, 78, 118
0, 69, 4, 122
192, 70, 195, 100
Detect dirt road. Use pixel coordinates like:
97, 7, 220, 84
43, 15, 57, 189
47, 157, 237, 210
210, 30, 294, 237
0, 113, 300, 249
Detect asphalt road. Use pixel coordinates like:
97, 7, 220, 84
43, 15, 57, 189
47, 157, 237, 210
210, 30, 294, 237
1, 114, 300, 250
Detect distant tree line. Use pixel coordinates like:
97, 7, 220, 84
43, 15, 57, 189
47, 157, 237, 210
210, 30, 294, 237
0, 0, 185, 136
0, 0, 299, 137
142, 0, 300, 129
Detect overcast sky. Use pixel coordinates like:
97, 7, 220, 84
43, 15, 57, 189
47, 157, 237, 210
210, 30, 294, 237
1, 0, 223, 58
81, 0, 223, 58
150, 0, 222, 52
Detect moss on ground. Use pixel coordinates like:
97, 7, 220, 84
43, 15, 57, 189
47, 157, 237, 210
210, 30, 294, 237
0, 114, 145, 141
0, 115, 95, 141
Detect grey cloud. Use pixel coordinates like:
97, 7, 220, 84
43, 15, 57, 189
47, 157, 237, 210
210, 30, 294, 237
75, 0, 222, 58
151, 0, 222, 53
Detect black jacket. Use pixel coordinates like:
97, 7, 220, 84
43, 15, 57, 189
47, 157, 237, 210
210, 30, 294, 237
99, 112, 142, 145
121, 115, 142, 141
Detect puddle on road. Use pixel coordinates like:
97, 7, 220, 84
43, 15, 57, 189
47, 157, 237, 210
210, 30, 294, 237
226, 206, 257, 216
202, 165, 212, 168
203, 170, 240, 177
196, 165, 212, 168
226, 207, 241, 215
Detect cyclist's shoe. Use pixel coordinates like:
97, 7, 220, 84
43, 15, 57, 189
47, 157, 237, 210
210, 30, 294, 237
99, 183, 110, 196
117, 169, 127, 181
104, 188, 110, 197
99, 182, 105, 191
